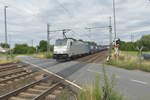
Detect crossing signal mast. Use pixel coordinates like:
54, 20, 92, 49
85, 17, 121, 60
113, 38, 120, 57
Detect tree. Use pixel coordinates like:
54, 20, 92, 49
137, 35, 150, 51
119, 40, 137, 51
13, 44, 36, 54
0, 43, 10, 48
38, 40, 53, 52
118, 34, 150, 51
38, 40, 48, 52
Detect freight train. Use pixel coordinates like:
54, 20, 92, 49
53, 38, 107, 60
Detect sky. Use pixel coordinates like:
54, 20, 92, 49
0, 0, 150, 47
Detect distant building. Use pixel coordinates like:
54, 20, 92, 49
0, 47, 8, 53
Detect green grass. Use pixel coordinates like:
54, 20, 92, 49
0, 53, 11, 57
121, 51, 150, 56
32, 52, 53, 58
77, 66, 124, 100
0, 52, 53, 59
59, 65, 124, 100
0, 58, 19, 65
107, 55, 150, 72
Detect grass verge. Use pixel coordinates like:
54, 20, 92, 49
32, 52, 53, 58
106, 54, 150, 72
121, 51, 150, 56
77, 66, 124, 100
0, 58, 19, 65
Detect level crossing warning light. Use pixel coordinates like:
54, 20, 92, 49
113, 38, 120, 57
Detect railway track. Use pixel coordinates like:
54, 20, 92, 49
0, 64, 27, 73
75, 51, 108, 63
0, 62, 77, 100
75, 50, 108, 63
0, 70, 36, 86
0, 62, 18, 67
0, 76, 69, 100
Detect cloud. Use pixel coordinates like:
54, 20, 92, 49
0, 0, 150, 46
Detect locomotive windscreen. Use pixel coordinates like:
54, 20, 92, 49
55, 39, 67, 46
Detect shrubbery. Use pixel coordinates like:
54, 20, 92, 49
12, 40, 53, 55
119, 34, 150, 51
0, 43, 10, 48
13, 44, 36, 54
37, 40, 53, 52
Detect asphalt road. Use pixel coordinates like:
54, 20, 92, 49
19, 56, 150, 100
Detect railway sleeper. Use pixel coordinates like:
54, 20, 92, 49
18, 92, 40, 99
45, 94, 56, 100
26, 88, 44, 94
0, 69, 28, 78
0, 71, 36, 85
0, 76, 75, 100
8, 82, 60, 100
33, 85, 50, 90
53, 90, 62, 95
0, 64, 30, 73
8, 97, 29, 100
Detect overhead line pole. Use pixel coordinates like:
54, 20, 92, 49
4, 6, 9, 59
113, 0, 117, 41
47, 24, 50, 54
109, 16, 112, 58
4, 6, 8, 47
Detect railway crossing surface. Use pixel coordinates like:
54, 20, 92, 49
20, 56, 150, 100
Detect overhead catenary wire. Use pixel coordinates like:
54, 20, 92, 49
54, 0, 91, 40
1, 0, 110, 45
54, 0, 74, 18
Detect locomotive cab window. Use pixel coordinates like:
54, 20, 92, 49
55, 39, 67, 46
70, 42, 72, 46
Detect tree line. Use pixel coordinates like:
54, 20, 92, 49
0, 34, 149, 54
0, 39, 97, 54
119, 34, 150, 51
0, 40, 53, 54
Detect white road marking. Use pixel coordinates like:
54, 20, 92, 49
23, 61, 83, 90
72, 80, 77, 83
130, 79, 148, 85
87, 69, 102, 74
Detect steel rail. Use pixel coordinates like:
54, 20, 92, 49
0, 71, 37, 84
0, 64, 27, 72
0, 76, 50, 100
0, 70, 26, 78
32, 82, 61, 100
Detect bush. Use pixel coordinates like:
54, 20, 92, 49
13, 44, 36, 54
0, 43, 10, 48
37, 40, 53, 52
